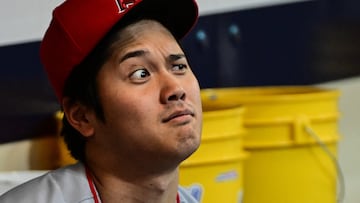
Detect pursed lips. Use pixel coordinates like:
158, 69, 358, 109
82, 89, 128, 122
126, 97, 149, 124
162, 109, 195, 123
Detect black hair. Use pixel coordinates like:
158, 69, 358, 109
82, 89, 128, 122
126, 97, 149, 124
61, 34, 109, 162
61, 16, 139, 163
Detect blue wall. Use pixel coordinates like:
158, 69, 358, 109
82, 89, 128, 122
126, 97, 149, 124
0, 42, 58, 143
181, 0, 360, 88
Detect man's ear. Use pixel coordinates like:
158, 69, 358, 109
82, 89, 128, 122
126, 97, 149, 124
62, 98, 95, 137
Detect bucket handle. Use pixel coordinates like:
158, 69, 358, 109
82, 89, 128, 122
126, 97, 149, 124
304, 122, 345, 203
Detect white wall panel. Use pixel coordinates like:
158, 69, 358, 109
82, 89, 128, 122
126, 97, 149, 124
0, 0, 311, 46
0, 0, 63, 46
197, 0, 312, 15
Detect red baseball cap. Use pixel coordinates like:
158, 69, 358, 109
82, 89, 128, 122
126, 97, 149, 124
40, 0, 199, 101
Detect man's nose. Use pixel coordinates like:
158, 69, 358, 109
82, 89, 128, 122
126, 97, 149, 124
160, 74, 186, 103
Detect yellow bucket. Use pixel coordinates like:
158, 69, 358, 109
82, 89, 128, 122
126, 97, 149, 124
201, 86, 343, 203
179, 106, 247, 203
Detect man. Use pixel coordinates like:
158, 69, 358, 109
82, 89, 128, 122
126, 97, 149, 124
0, 0, 202, 202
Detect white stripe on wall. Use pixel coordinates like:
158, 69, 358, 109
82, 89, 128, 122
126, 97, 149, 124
0, 0, 311, 46
0, 0, 64, 46
198, 0, 312, 15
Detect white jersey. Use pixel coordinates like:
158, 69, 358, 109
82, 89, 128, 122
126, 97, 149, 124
0, 162, 198, 203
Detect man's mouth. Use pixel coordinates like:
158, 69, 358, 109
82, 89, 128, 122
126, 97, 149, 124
162, 109, 194, 123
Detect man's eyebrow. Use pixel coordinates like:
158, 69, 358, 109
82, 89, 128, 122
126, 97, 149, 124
120, 50, 148, 63
168, 54, 186, 62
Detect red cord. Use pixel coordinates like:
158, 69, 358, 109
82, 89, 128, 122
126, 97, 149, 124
85, 167, 100, 203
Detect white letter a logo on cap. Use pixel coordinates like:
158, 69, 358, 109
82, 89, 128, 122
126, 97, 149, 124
115, 0, 136, 13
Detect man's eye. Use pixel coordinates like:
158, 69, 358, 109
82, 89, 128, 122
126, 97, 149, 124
172, 64, 188, 73
130, 69, 150, 80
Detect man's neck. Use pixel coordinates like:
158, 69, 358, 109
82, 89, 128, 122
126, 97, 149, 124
85, 162, 180, 203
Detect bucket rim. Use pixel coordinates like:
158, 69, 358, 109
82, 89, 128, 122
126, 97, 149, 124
201, 86, 340, 104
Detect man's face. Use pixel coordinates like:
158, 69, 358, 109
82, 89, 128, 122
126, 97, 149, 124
90, 20, 202, 170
